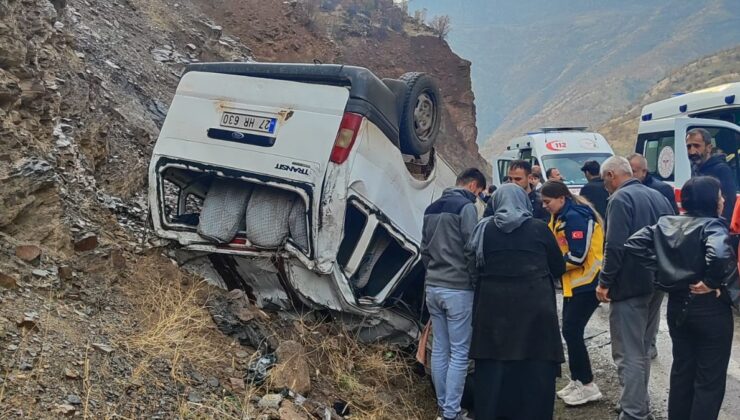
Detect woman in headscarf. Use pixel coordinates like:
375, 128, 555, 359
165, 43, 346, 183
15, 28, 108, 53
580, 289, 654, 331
466, 183, 566, 419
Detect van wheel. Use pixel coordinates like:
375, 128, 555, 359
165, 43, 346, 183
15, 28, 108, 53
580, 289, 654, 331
398, 72, 441, 156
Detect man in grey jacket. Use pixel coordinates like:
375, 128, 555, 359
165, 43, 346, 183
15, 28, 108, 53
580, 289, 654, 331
421, 168, 486, 420
596, 157, 675, 420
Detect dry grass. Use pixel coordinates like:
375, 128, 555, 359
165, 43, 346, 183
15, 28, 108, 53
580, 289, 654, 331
292, 315, 437, 420
121, 258, 226, 385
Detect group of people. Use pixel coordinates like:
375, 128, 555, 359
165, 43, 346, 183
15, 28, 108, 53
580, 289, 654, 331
420, 128, 738, 420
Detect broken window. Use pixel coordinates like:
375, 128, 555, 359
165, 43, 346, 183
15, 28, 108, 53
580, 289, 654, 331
353, 226, 413, 297
161, 170, 211, 226
337, 203, 368, 267
157, 164, 310, 252
338, 201, 417, 304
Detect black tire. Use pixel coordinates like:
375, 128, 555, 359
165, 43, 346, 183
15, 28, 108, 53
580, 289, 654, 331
398, 72, 441, 156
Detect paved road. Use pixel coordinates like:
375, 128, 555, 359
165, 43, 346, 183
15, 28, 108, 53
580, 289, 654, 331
557, 295, 740, 419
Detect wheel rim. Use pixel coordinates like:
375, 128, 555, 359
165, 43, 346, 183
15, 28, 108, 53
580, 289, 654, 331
413, 92, 437, 143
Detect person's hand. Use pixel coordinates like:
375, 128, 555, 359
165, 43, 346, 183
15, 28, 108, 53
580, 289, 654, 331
690, 281, 721, 297
596, 284, 611, 302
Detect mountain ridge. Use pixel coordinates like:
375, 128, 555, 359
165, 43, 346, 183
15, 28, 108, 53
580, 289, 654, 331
408, 0, 740, 159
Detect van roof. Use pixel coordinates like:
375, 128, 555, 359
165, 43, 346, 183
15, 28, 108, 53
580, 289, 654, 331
505, 130, 612, 154
640, 82, 740, 122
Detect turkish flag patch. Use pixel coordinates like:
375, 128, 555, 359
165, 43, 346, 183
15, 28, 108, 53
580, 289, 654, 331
572, 231, 584, 239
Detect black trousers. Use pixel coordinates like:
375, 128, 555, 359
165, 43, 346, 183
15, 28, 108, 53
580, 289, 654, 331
667, 295, 733, 420
562, 291, 600, 384
474, 359, 558, 420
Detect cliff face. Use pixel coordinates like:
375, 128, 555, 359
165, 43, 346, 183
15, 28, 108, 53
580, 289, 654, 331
197, 0, 489, 174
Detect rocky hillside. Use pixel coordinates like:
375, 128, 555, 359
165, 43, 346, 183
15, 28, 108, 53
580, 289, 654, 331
0, 0, 479, 418
198, 0, 489, 173
409, 0, 740, 157
598, 45, 740, 154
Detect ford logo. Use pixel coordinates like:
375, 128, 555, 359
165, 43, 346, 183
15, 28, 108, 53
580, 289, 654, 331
231, 132, 245, 140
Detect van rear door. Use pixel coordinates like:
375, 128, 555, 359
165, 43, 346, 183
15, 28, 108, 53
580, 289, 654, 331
153, 71, 351, 187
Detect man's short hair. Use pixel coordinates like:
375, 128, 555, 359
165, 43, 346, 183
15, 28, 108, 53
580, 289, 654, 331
580, 160, 600, 176
456, 168, 487, 189
545, 167, 558, 179
626, 153, 648, 169
508, 160, 532, 175
600, 156, 633, 178
530, 171, 542, 181
687, 128, 712, 145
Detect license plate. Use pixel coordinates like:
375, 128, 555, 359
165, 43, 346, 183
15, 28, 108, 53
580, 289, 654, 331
220, 112, 277, 135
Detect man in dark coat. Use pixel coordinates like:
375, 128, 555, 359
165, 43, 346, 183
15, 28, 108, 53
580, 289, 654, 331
627, 153, 679, 360
687, 128, 736, 221
579, 160, 609, 225
421, 168, 486, 420
596, 157, 675, 420
628, 154, 680, 218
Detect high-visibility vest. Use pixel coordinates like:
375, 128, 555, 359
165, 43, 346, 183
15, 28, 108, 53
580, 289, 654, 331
548, 203, 604, 297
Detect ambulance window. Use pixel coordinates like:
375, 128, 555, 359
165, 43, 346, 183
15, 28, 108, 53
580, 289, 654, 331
692, 108, 740, 125
689, 126, 740, 193
497, 160, 511, 183
638, 131, 675, 182
519, 148, 533, 162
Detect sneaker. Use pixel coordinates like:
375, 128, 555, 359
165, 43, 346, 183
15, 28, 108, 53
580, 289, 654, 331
562, 381, 603, 406
557, 380, 578, 399
443, 411, 473, 420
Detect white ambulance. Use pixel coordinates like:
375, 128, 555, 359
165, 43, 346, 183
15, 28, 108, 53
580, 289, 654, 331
492, 127, 614, 192
635, 82, 740, 204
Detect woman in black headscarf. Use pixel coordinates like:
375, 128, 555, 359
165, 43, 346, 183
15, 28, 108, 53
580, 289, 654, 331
466, 183, 566, 419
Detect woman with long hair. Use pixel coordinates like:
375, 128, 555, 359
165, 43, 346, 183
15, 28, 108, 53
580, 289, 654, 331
626, 176, 737, 420
539, 180, 605, 406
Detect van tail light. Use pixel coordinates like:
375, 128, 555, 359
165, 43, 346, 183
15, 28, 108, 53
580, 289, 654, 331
330, 112, 363, 164
675, 188, 684, 214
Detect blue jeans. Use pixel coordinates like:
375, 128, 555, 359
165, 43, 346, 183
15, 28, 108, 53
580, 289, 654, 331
426, 286, 474, 419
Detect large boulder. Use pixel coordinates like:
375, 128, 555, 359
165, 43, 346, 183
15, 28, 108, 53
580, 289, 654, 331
270, 340, 311, 395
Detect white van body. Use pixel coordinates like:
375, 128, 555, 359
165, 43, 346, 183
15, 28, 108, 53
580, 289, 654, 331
492, 128, 614, 192
635, 82, 740, 206
148, 63, 457, 343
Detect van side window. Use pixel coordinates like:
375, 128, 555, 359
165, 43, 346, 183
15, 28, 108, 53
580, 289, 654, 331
637, 131, 675, 182
497, 160, 511, 183
338, 200, 416, 303
689, 125, 740, 193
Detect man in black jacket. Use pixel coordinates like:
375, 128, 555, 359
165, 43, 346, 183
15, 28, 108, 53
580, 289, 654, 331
484, 160, 550, 222
579, 160, 609, 225
595, 156, 675, 420
687, 128, 737, 221
628, 154, 680, 219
